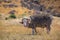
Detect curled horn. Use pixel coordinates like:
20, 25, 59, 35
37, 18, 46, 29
24, 16, 31, 23
26, 16, 31, 23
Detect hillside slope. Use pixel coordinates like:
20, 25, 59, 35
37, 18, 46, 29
0, 0, 60, 15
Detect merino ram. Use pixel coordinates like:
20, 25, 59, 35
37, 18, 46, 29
20, 13, 53, 35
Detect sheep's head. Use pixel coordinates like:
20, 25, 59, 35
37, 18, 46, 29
20, 17, 31, 27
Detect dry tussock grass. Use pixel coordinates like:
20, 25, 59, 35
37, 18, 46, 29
0, 0, 60, 40
0, 17, 60, 40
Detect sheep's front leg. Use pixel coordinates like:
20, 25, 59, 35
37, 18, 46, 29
46, 25, 51, 34
31, 24, 37, 35
32, 28, 37, 35
32, 28, 35, 35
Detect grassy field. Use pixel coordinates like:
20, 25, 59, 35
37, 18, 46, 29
0, 17, 60, 40
0, 0, 60, 40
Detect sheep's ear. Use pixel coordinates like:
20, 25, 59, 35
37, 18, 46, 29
19, 18, 23, 24
19, 22, 23, 24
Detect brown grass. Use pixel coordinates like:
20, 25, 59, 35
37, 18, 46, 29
0, 0, 60, 40
0, 17, 60, 40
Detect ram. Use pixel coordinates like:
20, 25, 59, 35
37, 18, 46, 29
20, 12, 53, 35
